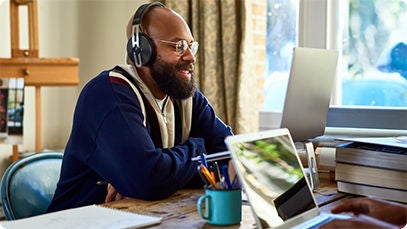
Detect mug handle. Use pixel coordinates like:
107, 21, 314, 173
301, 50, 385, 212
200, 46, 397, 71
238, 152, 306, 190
197, 195, 210, 220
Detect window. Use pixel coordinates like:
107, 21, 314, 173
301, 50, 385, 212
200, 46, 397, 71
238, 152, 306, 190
340, 0, 407, 107
264, 0, 299, 112
262, 0, 407, 133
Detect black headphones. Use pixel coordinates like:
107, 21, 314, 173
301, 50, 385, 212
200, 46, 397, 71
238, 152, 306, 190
127, 2, 165, 67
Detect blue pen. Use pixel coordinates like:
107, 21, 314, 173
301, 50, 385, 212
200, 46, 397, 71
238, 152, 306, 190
221, 165, 232, 189
231, 175, 240, 189
200, 152, 208, 168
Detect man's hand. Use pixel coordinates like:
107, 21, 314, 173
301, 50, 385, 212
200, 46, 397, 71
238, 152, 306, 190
105, 183, 124, 203
319, 197, 407, 228
319, 214, 399, 229
331, 197, 406, 226
227, 160, 237, 185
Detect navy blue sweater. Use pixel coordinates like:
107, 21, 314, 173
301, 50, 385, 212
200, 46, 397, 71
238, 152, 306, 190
47, 66, 232, 212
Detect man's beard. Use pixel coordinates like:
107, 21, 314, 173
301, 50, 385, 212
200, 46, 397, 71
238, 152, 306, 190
150, 58, 196, 100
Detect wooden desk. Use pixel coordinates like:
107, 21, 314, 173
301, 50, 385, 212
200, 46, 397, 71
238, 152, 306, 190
103, 172, 348, 228
103, 189, 255, 228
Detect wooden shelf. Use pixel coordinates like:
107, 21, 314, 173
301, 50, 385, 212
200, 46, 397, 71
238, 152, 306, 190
0, 57, 79, 86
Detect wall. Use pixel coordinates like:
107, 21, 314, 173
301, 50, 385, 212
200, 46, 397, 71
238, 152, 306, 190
0, 0, 144, 175
252, 0, 267, 117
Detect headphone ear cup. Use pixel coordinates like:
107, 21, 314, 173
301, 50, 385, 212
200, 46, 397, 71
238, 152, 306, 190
126, 33, 155, 66
127, 38, 136, 63
138, 33, 155, 66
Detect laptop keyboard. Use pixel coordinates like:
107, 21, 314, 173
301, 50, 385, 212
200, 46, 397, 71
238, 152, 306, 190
307, 216, 334, 229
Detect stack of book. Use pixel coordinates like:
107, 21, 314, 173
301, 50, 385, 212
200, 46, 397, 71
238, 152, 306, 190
335, 138, 407, 203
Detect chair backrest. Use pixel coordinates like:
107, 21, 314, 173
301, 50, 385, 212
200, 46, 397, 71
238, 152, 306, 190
0, 152, 63, 220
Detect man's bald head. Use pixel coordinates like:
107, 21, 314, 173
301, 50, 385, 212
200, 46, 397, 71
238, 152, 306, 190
126, 4, 192, 41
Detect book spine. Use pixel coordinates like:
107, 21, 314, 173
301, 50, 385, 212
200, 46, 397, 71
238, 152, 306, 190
315, 147, 336, 171
337, 181, 407, 204
335, 147, 406, 171
335, 163, 407, 190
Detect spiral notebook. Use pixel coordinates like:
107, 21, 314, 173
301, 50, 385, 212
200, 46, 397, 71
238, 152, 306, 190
0, 205, 161, 229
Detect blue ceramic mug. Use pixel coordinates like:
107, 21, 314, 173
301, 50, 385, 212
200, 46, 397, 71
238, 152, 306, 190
197, 189, 242, 225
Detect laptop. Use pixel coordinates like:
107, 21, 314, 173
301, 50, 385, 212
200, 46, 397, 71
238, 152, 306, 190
280, 47, 339, 142
225, 128, 349, 229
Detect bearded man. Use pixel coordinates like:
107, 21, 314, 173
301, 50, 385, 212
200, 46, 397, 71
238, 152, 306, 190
48, 2, 232, 212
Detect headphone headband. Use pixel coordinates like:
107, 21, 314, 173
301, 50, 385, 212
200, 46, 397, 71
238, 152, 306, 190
132, 2, 165, 27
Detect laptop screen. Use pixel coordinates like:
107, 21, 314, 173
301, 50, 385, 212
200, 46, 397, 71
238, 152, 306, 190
226, 129, 319, 228
280, 47, 339, 142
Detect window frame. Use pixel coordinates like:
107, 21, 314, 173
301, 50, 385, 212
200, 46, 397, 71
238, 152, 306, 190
260, 0, 407, 136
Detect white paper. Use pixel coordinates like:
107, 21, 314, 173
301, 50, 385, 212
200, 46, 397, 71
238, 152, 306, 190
0, 205, 161, 229
336, 136, 407, 149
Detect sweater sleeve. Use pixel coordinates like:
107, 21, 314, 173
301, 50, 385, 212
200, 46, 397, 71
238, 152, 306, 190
85, 80, 206, 200
190, 90, 233, 154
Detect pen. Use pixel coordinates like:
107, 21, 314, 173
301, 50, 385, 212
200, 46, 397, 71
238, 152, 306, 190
200, 152, 208, 168
210, 171, 216, 182
208, 163, 218, 181
221, 165, 232, 189
200, 164, 218, 189
197, 165, 210, 186
191, 151, 231, 162
213, 161, 222, 182
231, 175, 240, 189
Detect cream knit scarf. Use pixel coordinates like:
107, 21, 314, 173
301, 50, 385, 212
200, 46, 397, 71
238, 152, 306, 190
109, 65, 192, 148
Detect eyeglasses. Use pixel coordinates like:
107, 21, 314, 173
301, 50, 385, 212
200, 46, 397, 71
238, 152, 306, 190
158, 39, 199, 56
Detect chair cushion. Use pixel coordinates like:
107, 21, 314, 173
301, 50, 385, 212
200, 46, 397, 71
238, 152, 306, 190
2, 153, 63, 219
9, 159, 61, 218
